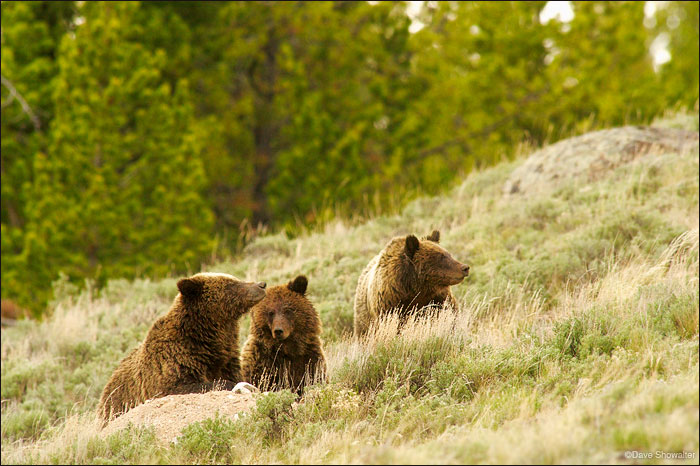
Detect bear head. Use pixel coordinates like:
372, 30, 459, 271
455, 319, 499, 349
250, 275, 321, 345
404, 230, 470, 287
177, 272, 267, 318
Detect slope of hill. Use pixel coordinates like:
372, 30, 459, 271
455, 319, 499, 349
2, 115, 698, 464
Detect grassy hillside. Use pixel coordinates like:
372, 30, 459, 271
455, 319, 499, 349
2, 114, 699, 464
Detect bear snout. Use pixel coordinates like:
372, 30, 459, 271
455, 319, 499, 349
248, 283, 267, 304
462, 265, 470, 276
272, 325, 290, 341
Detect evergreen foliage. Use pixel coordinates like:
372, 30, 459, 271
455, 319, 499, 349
1, 1, 697, 315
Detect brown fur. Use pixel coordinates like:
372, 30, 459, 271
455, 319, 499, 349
97, 272, 266, 422
353, 230, 469, 336
241, 275, 327, 394
1, 299, 28, 327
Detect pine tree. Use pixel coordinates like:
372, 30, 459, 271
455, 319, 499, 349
1, 1, 76, 310
264, 1, 416, 224
402, 1, 554, 188
19, 1, 214, 312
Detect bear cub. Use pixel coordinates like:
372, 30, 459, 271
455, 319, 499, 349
353, 230, 469, 336
98, 272, 266, 422
241, 275, 326, 393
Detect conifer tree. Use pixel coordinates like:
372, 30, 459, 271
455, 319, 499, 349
1, 1, 76, 310
19, 1, 214, 312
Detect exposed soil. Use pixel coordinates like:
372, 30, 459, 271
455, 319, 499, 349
101, 390, 257, 444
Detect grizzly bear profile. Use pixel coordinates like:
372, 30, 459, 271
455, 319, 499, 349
353, 230, 470, 336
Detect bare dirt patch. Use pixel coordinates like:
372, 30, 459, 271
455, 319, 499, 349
101, 390, 257, 444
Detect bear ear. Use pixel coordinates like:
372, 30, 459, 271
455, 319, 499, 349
405, 235, 420, 258
425, 230, 440, 243
177, 277, 203, 299
287, 275, 308, 295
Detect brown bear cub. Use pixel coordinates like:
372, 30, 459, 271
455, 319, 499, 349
97, 272, 266, 422
353, 230, 470, 336
241, 275, 326, 394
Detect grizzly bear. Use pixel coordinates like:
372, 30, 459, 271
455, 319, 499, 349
97, 272, 266, 422
1, 299, 28, 327
241, 275, 326, 393
353, 230, 470, 336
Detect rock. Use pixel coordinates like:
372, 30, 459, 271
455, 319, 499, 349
503, 126, 699, 196
231, 381, 260, 394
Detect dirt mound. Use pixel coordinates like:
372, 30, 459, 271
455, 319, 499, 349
101, 390, 257, 444
504, 125, 699, 196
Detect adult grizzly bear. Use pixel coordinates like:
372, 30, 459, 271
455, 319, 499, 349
241, 275, 326, 393
97, 272, 266, 422
353, 230, 469, 336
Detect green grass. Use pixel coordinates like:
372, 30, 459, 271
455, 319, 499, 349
2, 115, 698, 464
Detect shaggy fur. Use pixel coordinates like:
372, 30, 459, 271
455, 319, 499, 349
241, 276, 326, 394
353, 230, 470, 336
97, 272, 266, 422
